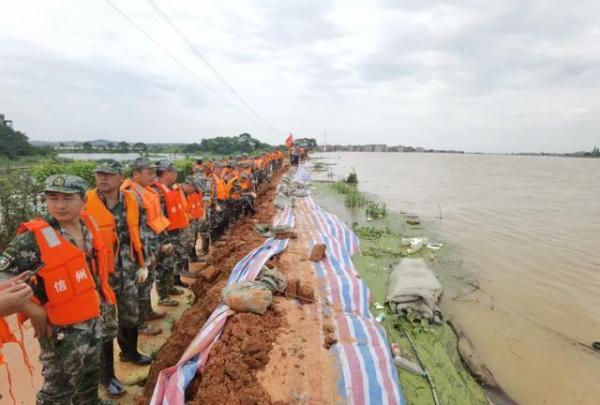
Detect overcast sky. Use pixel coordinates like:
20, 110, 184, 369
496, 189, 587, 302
1, 0, 600, 153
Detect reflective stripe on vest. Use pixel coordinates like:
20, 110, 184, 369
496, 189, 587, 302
16, 217, 113, 326
186, 192, 204, 219
154, 182, 189, 231
85, 188, 145, 268
121, 180, 170, 234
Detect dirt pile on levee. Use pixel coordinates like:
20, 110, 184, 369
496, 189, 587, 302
187, 310, 283, 405
142, 169, 285, 401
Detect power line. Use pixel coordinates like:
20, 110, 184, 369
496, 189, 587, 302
102, 0, 264, 128
145, 0, 282, 134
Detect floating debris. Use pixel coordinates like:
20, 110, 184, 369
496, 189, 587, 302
401, 237, 430, 254
373, 302, 385, 310
427, 242, 444, 251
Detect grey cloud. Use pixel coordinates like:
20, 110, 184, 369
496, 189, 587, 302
254, 0, 340, 49
0, 39, 209, 106
360, 0, 600, 94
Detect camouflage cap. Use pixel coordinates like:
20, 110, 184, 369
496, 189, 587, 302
156, 159, 177, 171
44, 174, 89, 194
130, 157, 157, 171
94, 159, 124, 174
185, 175, 206, 189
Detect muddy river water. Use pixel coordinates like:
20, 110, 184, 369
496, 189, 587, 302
314, 152, 600, 405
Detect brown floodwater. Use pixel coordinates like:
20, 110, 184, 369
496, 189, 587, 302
314, 152, 600, 405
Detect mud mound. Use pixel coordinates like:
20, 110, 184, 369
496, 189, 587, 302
142, 169, 286, 401
188, 310, 283, 404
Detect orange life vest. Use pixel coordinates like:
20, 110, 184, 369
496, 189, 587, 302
225, 175, 240, 199
186, 192, 204, 219
121, 179, 170, 234
154, 182, 189, 231
209, 174, 227, 200
239, 177, 253, 192
17, 214, 115, 327
85, 189, 145, 268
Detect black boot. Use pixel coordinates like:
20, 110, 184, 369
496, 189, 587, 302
201, 235, 210, 255
118, 327, 152, 365
101, 341, 126, 398
116, 325, 127, 360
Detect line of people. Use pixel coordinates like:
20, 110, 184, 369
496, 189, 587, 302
0, 150, 285, 404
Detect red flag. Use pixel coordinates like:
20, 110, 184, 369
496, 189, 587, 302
285, 134, 293, 148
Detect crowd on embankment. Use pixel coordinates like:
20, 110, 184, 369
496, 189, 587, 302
0, 149, 287, 404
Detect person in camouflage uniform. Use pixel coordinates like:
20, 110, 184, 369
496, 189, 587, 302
204, 169, 227, 246
87, 160, 153, 397
180, 175, 211, 262
125, 158, 166, 336
196, 173, 213, 257
0, 175, 115, 405
152, 160, 188, 306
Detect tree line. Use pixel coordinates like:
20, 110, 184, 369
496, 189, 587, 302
0, 123, 53, 159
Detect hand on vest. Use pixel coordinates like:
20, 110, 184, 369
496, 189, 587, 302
136, 267, 149, 284
160, 243, 174, 255
21, 301, 52, 338
0, 281, 33, 316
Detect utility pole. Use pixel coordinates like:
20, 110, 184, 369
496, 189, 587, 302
323, 131, 328, 152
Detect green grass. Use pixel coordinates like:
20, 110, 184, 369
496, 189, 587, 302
366, 200, 387, 219
330, 181, 369, 208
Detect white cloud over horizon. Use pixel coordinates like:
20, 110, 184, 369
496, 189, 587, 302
1, 0, 600, 153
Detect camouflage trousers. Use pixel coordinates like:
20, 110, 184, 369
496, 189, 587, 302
100, 299, 118, 343
181, 219, 209, 257
37, 319, 102, 405
180, 221, 198, 257
108, 265, 140, 329
138, 262, 156, 324
156, 229, 187, 300
206, 206, 223, 239
233, 196, 255, 219
212, 200, 231, 237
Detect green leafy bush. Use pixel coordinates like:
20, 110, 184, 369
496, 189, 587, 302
0, 173, 44, 249
175, 159, 194, 182
32, 160, 96, 185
